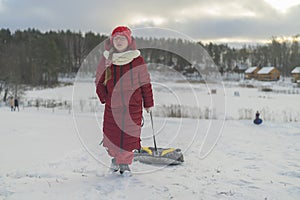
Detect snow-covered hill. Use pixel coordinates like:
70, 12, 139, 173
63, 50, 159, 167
1, 70, 300, 199
0, 107, 299, 200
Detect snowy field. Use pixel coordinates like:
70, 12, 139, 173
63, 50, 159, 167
1, 72, 300, 200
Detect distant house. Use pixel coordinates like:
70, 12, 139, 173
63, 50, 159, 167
233, 65, 248, 74
257, 67, 280, 81
291, 67, 300, 83
244, 67, 260, 79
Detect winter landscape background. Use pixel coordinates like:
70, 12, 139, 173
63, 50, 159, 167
2, 0, 300, 199
1, 68, 299, 200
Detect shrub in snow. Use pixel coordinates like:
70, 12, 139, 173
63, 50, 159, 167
153, 104, 217, 120
261, 88, 272, 92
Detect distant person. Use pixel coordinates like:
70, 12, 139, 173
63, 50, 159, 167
14, 98, 19, 111
36, 99, 40, 110
253, 111, 263, 125
9, 96, 14, 111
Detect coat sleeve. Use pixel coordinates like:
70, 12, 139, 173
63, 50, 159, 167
137, 57, 154, 108
95, 56, 107, 104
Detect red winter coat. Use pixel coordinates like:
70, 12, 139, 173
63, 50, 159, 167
96, 41, 154, 153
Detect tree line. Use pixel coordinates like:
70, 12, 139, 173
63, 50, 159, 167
0, 28, 299, 96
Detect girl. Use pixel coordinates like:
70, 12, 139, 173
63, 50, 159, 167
96, 26, 154, 174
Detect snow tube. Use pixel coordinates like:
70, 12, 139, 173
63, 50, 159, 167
134, 146, 184, 165
253, 118, 263, 125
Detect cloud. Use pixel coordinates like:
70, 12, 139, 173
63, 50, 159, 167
264, 0, 300, 13
0, 0, 4, 12
130, 0, 300, 42
0, 0, 299, 44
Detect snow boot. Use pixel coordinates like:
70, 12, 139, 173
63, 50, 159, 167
119, 164, 131, 175
110, 158, 119, 172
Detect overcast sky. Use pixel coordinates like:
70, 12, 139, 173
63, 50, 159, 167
1, 0, 300, 45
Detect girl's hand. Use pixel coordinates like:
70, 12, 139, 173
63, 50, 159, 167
145, 107, 153, 113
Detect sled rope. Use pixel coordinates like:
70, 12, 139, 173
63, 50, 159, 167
150, 111, 158, 154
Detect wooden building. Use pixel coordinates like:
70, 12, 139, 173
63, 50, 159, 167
244, 67, 260, 79
291, 67, 300, 83
256, 67, 280, 81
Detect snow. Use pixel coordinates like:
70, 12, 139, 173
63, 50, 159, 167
1, 72, 300, 199
245, 67, 258, 74
257, 67, 275, 74
291, 67, 300, 74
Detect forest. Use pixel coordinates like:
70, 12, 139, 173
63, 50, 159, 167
0, 28, 299, 98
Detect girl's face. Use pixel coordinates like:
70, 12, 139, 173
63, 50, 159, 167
113, 35, 129, 52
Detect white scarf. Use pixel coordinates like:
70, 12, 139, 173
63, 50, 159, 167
103, 50, 140, 65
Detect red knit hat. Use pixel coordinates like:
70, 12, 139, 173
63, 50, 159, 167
110, 26, 132, 44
